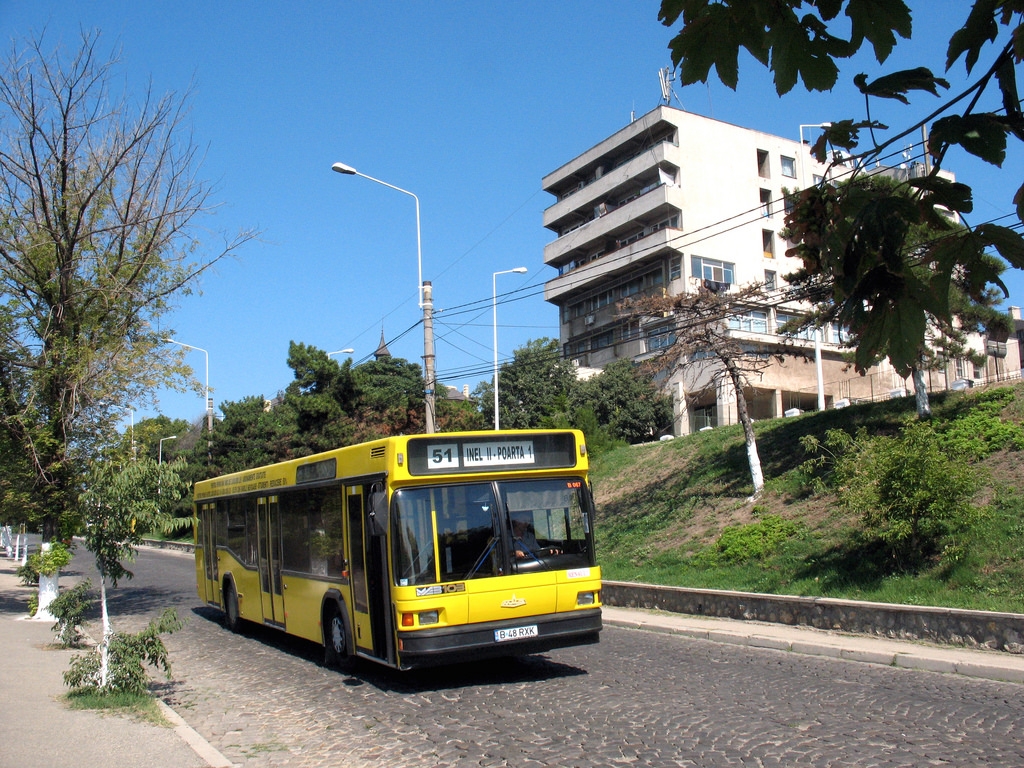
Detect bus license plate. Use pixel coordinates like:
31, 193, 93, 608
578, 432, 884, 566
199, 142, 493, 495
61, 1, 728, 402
494, 624, 538, 643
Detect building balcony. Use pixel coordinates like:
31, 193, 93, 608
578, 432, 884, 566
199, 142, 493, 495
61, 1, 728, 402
544, 226, 680, 303
542, 141, 682, 231
543, 184, 685, 268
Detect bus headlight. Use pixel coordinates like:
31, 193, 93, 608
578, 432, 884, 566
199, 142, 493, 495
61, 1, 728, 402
576, 591, 596, 606
418, 609, 439, 625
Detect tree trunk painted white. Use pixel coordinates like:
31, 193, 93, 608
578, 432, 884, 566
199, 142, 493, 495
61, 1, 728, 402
36, 572, 58, 621
726, 359, 765, 496
99, 577, 111, 688
34, 541, 58, 621
913, 367, 931, 418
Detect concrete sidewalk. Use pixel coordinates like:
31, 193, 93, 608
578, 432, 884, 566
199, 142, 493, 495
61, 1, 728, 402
602, 605, 1024, 684
0, 558, 229, 768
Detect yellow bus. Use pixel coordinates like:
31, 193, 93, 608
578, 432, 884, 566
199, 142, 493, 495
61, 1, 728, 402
193, 429, 602, 670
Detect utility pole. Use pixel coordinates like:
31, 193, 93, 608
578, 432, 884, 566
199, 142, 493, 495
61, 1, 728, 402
423, 280, 436, 433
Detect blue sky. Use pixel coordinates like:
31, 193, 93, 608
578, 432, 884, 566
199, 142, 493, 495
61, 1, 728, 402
4, 1, 1022, 427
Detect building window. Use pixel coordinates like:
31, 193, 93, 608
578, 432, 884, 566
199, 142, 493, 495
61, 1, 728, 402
829, 324, 851, 344
781, 155, 797, 178
757, 149, 770, 178
691, 255, 734, 286
784, 192, 797, 214
729, 309, 768, 334
669, 255, 682, 281
776, 311, 815, 340
764, 270, 777, 291
762, 229, 775, 258
759, 188, 773, 217
692, 404, 717, 430
647, 329, 675, 351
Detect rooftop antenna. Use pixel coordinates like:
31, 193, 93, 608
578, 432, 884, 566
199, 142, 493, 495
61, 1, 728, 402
659, 66, 681, 107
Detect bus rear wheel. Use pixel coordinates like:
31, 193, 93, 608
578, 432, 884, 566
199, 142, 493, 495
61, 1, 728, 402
323, 604, 354, 672
224, 582, 241, 633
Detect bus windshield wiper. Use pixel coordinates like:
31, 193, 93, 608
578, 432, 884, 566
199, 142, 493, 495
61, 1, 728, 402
465, 537, 497, 578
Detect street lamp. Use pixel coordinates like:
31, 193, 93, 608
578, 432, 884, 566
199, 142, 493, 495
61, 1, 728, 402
159, 435, 178, 464
797, 123, 832, 412
493, 267, 528, 430
797, 123, 832, 190
327, 348, 355, 358
163, 338, 213, 435
332, 162, 436, 432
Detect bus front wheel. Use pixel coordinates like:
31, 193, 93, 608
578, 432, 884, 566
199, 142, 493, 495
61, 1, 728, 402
323, 604, 354, 672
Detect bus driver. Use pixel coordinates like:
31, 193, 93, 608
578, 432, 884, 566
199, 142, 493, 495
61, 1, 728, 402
511, 514, 561, 560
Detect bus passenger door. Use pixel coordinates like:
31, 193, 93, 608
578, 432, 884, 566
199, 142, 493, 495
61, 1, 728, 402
257, 496, 285, 627
346, 484, 393, 662
198, 503, 219, 605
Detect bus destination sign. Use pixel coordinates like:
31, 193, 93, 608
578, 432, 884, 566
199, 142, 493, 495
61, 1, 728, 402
426, 440, 535, 470
405, 432, 578, 475
462, 440, 535, 467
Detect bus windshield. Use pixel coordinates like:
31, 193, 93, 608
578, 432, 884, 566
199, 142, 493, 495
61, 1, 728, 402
391, 477, 595, 586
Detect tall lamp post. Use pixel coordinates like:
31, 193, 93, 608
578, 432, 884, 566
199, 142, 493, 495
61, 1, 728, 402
163, 337, 213, 440
159, 435, 178, 464
332, 162, 435, 433
327, 348, 355, 358
493, 267, 527, 430
798, 123, 832, 413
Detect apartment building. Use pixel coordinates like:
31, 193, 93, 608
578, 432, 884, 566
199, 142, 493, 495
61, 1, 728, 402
542, 105, 1021, 435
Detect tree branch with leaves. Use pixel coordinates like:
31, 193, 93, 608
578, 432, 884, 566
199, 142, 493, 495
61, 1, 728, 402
659, 0, 1024, 392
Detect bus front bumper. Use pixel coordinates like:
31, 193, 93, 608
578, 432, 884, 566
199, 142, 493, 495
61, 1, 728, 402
395, 608, 602, 669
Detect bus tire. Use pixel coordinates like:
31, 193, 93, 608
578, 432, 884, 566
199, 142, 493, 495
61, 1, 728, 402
323, 602, 354, 672
224, 580, 241, 633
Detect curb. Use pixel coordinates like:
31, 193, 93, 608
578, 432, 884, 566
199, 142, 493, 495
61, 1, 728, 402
156, 699, 235, 768
603, 613, 1024, 685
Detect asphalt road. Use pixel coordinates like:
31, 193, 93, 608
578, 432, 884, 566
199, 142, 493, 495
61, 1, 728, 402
73, 546, 1024, 768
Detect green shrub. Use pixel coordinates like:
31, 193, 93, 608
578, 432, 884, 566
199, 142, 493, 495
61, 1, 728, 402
64, 608, 184, 696
939, 411, 1024, 460
49, 580, 94, 648
834, 421, 981, 567
702, 514, 802, 564
16, 561, 38, 586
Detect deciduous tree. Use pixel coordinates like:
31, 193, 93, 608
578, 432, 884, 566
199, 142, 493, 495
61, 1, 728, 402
77, 457, 189, 689
622, 284, 782, 495
0, 30, 256, 537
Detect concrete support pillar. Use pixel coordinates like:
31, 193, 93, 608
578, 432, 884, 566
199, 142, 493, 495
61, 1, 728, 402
673, 381, 689, 436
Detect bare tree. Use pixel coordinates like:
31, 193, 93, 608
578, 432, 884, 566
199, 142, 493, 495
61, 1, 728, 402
0, 30, 257, 536
622, 284, 783, 497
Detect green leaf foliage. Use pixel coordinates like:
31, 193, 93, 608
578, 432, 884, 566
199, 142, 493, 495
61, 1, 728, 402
930, 113, 1009, 166
701, 514, 803, 564
660, 0, 910, 95
854, 67, 949, 103
64, 608, 183, 695
49, 580, 93, 648
79, 459, 190, 587
569, 359, 673, 444
832, 422, 981, 567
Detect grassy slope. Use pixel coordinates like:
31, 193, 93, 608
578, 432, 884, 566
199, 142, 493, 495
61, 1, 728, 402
591, 381, 1024, 613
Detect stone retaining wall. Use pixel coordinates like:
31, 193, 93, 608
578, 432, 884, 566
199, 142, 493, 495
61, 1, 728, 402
603, 580, 1024, 654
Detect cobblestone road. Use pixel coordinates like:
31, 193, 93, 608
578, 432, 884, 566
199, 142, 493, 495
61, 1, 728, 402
104, 548, 1024, 767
